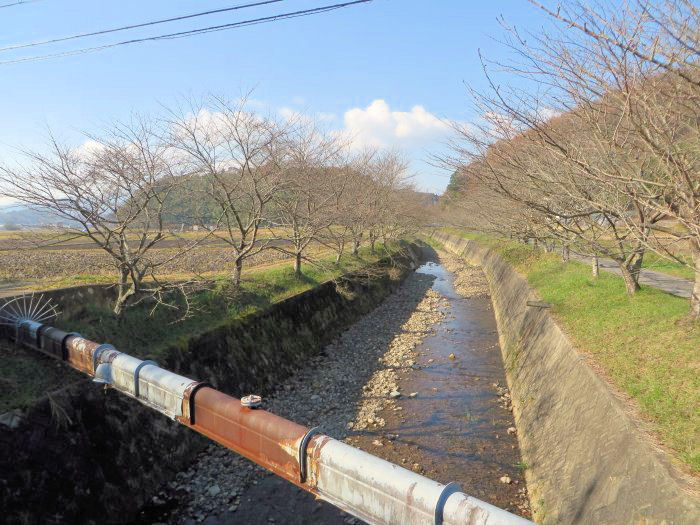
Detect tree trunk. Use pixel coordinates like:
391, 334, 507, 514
335, 240, 345, 264
352, 239, 360, 256
631, 249, 644, 277
113, 271, 135, 317
294, 252, 302, 276
233, 257, 243, 286
592, 255, 599, 277
690, 238, 700, 320
619, 264, 641, 295
369, 232, 376, 254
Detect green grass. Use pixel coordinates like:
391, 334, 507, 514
420, 236, 444, 251
440, 226, 696, 281
0, 343, 84, 413
441, 227, 494, 244
641, 252, 694, 280
55, 242, 403, 359
458, 233, 700, 472
0, 242, 408, 411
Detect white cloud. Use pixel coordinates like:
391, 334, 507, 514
341, 99, 451, 150
278, 106, 336, 123
278, 107, 297, 121
480, 107, 563, 140
76, 139, 105, 157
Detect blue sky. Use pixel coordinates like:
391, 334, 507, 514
0, 0, 550, 198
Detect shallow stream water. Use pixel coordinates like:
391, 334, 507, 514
137, 252, 530, 524
347, 259, 529, 514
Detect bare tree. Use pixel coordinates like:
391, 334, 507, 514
442, 0, 700, 301
317, 163, 357, 264
0, 118, 204, 316
369, 150, 413, 247
524, 0, 700, 312
270, 118, 347, 276
168, 95, 287, 286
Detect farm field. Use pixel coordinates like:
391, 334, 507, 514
0, 236, 315, 292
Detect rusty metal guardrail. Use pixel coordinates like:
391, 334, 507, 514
7, 314, 533, 525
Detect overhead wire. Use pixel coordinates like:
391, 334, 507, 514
0, 0, 285, 52
0, 0, 42, 9
0, 0, 372, 66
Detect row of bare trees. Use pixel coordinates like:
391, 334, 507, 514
0, 96, 421, 316
442, 0, 700, 319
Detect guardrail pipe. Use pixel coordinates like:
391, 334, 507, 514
8, 322, 533, 525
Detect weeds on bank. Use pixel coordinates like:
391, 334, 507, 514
3, 243, 406, 411
54, 243, 401, 360
449, 231, 700, 473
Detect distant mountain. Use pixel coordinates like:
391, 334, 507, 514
0, 204, 73, 228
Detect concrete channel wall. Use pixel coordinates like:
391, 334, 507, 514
0, 247, 420, 525
433, 232, 699, 525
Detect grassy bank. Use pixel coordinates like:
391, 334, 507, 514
641, 252, 694, 280
0, 242, 410, 413
58, 242, 406, 358
441, 231, 699, 473
0, 343, 85, 413
438, 227, 696, 280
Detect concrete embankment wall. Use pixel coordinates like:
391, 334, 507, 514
0, 247, 419, 525
433, 232, 699, 525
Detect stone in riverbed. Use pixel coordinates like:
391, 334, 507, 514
389, 390, 401, 399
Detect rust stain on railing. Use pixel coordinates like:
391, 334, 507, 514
185, 387, 309, 487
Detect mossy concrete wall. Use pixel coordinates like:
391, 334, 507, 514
0, 248, 419, 525
434, 232, 699, 525
4, 283, 116, 318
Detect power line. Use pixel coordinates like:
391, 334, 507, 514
0, 0, 285, 53
0, 0, 42, 9
0, 0, 372, 66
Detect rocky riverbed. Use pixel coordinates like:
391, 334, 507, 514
135, 248, 530, 524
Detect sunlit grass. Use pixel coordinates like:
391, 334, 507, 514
2, 242, 406, 411
642, 252, 694, 280
56, 242, 402, 360
442, 227, 696, 281
446, 231, 700, 472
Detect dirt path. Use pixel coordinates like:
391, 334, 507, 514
571, 253, 693, 298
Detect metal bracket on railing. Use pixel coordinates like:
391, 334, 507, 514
92, 344, 116, 373
435, 481, 461, 525
179, 381, 210, 425
299, 426, 320, 483
133, 360, 158, 398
